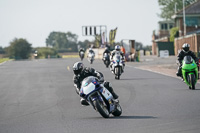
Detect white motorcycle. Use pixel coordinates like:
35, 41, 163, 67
87, 52, 95, 64
79, 76, 122, 118
110, 54, 124, 80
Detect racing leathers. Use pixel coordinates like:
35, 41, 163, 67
176, 50, 198, 76
73, 67, 119, 100
103, 49, 111, 56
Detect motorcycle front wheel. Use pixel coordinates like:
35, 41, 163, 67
94, 99, 109, 118
112, 103, 122, 116
190, 74, 196, 90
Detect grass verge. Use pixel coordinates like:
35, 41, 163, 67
0, 58, 10, 63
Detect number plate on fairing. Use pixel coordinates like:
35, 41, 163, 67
101, 87, 112, 100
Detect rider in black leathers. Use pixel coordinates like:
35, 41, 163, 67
79, 48, 85, 57
103, 47, 111, 55
73, 62, 119, 105
176, 43, 199, 77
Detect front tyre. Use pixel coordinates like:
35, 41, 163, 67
115, 67, 120, 80
94, 99, 109, 118
112, 104, 122, 116
190, 74, 196, 90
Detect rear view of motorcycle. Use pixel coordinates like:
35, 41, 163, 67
103, 53, 110, 68
110, 54, 124, 80
79, 76, 122, 118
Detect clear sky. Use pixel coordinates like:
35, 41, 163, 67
0, 0, 161, 47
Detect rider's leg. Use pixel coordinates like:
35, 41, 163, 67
176, 66, 182, 77
103, 82, 118, 99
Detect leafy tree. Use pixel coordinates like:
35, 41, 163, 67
143, 45, 152, 51
77, 40, 91, 50
158, 0, 196, 20
135, 42, 143, 51
46, 31, 78, 52
170, 27, 179, 42
0, 46, 5, 54
6, 38, 32, 59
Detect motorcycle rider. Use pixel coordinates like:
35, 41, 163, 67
102, 47, 110, 64
110, 45, 125, 72
88, 48, 95, 55
73, 62, 119, 106
103, 47, 111, 56
176, 43, 199, 77
79, 48, 85, 56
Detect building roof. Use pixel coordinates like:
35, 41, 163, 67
158, 20, 174, 24
172, 0, 200, 18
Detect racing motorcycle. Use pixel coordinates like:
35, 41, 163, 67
103, 53, 110, 68
87, 52, 95, 64
181, 56, 198, 90
80, 51, 85, 61
110, 54, 124, 80
79, 76, 122, 118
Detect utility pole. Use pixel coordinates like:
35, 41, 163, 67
183, 0, 186, 36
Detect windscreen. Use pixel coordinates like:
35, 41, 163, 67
183, 56, 193, 64
81, 76, 96, 88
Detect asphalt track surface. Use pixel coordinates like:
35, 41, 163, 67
0, 58, 200, 133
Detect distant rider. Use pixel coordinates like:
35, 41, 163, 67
110, 45, 125, 72
88, 48, 95, 55
73, 62, 119, 105
176, 43, 199, 77
103, 47, 111, 56
79, 48, 85, 57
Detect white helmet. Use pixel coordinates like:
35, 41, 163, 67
182, 43, 190, 53
115, 45, 120, 51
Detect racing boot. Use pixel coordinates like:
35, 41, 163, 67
176, 67, 182, 77
80, 98, 89, 106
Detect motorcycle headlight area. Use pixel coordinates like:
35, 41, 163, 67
82, 83, 96, 95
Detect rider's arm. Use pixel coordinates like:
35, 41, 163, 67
87, 68, 104, 82
111, 51, 115, 59
73, 75, 81, 91
177, 51, 184, 64
190, 51, 198, 62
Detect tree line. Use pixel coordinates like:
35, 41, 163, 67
0, 31, 95, 59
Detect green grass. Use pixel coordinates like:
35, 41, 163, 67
0, 58, 10, 63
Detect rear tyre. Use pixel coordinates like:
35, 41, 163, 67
94, 100, 109, 118
112, 104, 122, 117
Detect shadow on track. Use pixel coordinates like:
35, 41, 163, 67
110, 115, 157, 119
119, 78, 160, 81
82, 115, 157, 119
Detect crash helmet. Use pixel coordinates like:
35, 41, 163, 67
182, 43, 190, 52
115, 45, 120, 51
73, 62, 84, 75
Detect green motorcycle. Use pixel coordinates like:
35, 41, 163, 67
182, 56, 198, 90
